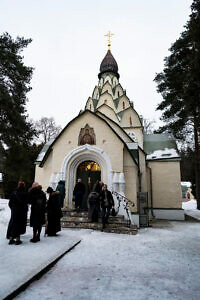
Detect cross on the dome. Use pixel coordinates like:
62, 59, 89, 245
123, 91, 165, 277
104, 31, 114, 50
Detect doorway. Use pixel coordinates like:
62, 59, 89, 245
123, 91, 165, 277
76, 160, 101, 210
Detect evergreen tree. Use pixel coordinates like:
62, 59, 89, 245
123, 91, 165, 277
0, 32, 35, 194
154, 0, 200, 208
180, 147, 196, 197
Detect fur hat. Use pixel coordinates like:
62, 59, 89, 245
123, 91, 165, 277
32, 182, 39, 188
46, 186, 53, 194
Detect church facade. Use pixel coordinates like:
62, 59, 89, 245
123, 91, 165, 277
35, 46, 184, 227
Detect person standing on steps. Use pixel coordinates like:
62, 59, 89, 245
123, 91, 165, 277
46, 187, 62, 236
87, 190, 99, 223
73, 178, 85, 212
100, 184, 114, 230
28, 182, 46, 243
56, 180, 66, 208
6, 181, 28, 245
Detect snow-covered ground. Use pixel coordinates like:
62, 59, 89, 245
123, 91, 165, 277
182, 199, 200, 220
1, 199, 200, 300
0, 200, 81, 300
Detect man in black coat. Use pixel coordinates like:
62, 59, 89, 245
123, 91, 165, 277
46, 187, 62, 236
73, 178, 85, 212
100, 184, 114, 229
7, 181, 28, 245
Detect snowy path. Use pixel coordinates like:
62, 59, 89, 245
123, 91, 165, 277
182, 199, 200, 220
0, 201, 81, 300
1, 199, 200, 300
15, 222, 200, 300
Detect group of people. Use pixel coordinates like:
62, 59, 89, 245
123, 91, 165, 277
73, 179, 115, 230
6, 181, 64, 245
6, 177, 115, 245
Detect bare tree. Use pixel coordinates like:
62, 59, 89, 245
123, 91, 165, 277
34, 117, 62, 144
143, 118, 156, 134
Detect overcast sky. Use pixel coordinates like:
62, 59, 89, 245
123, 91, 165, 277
0, 0, 192, 129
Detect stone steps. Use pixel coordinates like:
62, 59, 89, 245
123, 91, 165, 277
62, 216, 127, 224
61, 209, 137, 235
61, 221, 137, 235
62, 210, 124, 220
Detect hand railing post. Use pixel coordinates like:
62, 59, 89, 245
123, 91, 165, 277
112, 191, 135, 227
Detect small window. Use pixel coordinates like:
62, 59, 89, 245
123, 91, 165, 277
129, 116, 132, 126
104, 99, 108, 105
118, 91, 120, 97
123, 101, 125, 109
89, 104, 92, 110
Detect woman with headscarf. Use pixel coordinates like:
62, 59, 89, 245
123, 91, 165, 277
56, 180, 66, 208
6, 181, 28, 245
28, 182, 46, 243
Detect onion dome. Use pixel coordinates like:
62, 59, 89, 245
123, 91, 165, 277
98, 50, 119, 79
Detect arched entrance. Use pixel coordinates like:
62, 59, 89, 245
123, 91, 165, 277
60, 144, 113, 209
76, 160, 101, 210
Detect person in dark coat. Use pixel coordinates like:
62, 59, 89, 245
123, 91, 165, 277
56, 180, 65, 208
73, 178, 85, 212
46, 187, 62, 236
6, 181, 28, 245
87, 191, 99, 222
28, 182, 46, 243
100, 184, 114, 229
93, 180, 104, 194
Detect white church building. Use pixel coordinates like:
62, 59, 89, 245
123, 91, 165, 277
35, 39, 184, 227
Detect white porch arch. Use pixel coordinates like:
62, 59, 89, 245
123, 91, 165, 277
60, 144, 113, 208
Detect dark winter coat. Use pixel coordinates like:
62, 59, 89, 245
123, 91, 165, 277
100, 190, 114, 209
46, 191, 62, 235
28, 186, 46, 228
73, 182, 85, 207
87, 192, 99, 222
6, 187, 28, 239
73, 182, 85, 195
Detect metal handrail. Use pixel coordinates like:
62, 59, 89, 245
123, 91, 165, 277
112, 191, 135, 227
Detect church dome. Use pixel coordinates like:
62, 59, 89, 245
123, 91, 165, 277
98, 50, 119, 79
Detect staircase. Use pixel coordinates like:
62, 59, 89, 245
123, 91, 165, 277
61, 209, 137, 235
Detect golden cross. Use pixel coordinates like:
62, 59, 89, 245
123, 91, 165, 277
104, 31, 114, 50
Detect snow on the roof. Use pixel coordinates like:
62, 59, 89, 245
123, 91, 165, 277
181, 181, 192, 188
146, 148, 179, 160
36, 151, 46, 162
35, 139, 55, 162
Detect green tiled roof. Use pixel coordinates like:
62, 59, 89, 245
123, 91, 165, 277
117, 110, 124, 119
113, 98, 120, 108
144, 134, 177, 154
143, 134, 180, 160
36, 139, 54, 162
92, 99, 98, 110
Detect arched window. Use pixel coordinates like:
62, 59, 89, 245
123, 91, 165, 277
104, 99, 108, 105
118, 91, 120, 97
89, 104, 92, 110
129, 116, 132, 126
123, 101, 125, 109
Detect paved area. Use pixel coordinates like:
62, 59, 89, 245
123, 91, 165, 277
0, 228, 81, 300
15, 221, 200, 300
